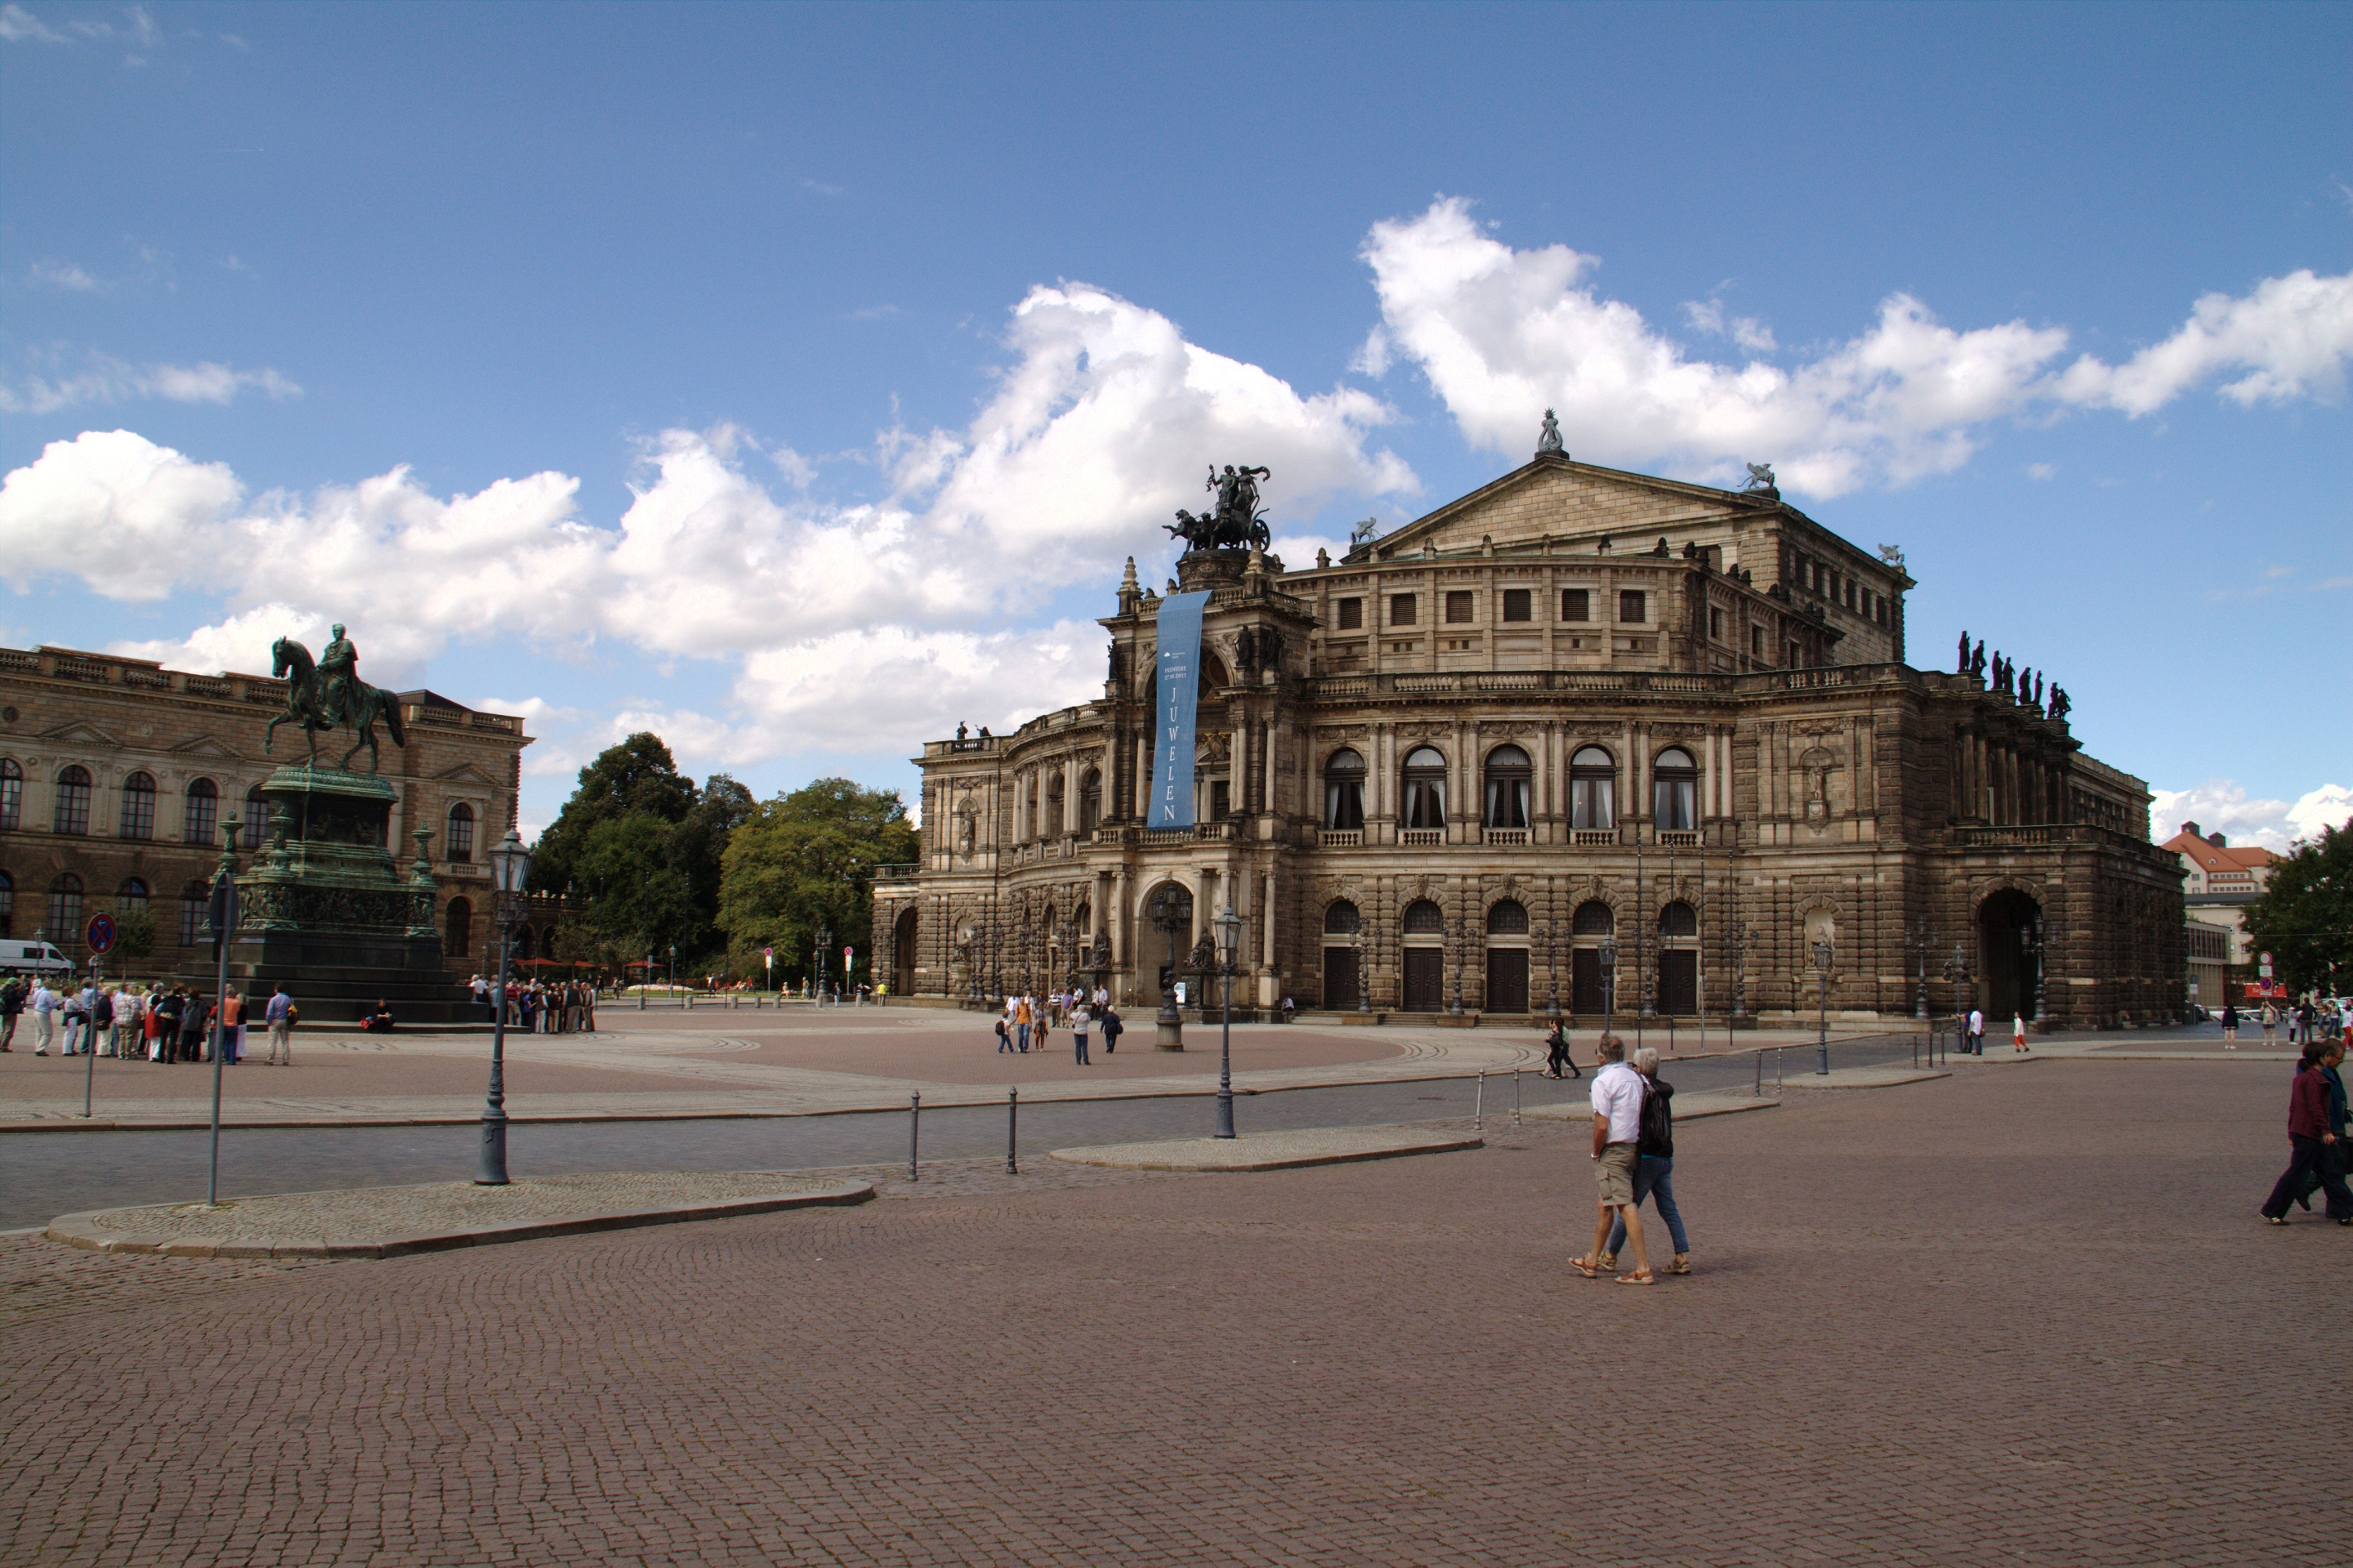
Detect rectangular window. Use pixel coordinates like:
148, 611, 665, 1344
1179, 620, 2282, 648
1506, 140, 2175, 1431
1751, 627, 1765, 659
1708, 607, 1723, 641
1501, 587, 1531, 623
1619, 590, 1646, 624
1560, 589, 1590, 623
1209, 780, 1230, 820
1390, 593, 1417, 627
1846, 581, 1857, 610
1877, 595, 1889, 627
1444, 591, 1475, 624
180, 894, 207, 948
1336, 596, 1363, 630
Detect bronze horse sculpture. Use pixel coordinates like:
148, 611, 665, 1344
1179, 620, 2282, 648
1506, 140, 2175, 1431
266, 634, 409, 773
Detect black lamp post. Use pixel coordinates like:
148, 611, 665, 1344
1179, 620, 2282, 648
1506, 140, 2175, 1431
1212, 904, 1243, 1138
2024, 913, 2047, 1030
1147, 884, 1186, 1051
1942, 944, 1974, 1054
1812, 936, 1834, 1076
668, 942, 676, 995
1599, 933, 1619, 1034
815, 922, 832, 1003
1538, 922, 1560, 1020
1909, 918, 1936, 1021
1447, 915, 1465, 1016
478, 826, 533, 1186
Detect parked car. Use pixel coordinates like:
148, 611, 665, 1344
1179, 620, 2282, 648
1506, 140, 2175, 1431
0, 940, 74, 981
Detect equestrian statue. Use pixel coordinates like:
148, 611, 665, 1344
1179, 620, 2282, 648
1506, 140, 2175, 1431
264, 623, 409, 773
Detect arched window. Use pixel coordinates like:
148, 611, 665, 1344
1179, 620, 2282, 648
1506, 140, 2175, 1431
1324, 899, 1361, 934
447, 802, 476, 862
116, 878, 150, 913
1073, 901, 1092, 936
445, 896, 473, 961
53, 765, 92, 836
1659, 900, 1697, 936
1570, 746, 1617, 831
1572, 900, 1616, 936
1483, 744, 1531, 829
0, 869, 12, 935
1400, 747, 1447, 830
47, 873, 83, 942
514, 925, 535, 961
1402, 899, 1445, 936
243, 785, 266, 849
1045, 771, 1065, 837
183, 778, 218, 845
1078, 769, 1102, 833
1653, 748, 1698, 831
1323, 748, 1366, 830
1486, 899, 1529, 936
0, 758, 19, 830
118, 772, 157, 840
178, 882, 209, 947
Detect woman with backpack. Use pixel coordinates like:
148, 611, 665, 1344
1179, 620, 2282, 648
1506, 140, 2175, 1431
1598, 1046, 1691, 1276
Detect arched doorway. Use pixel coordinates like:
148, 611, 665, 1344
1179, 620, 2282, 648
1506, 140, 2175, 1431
1322, 900, 1361, 1011
893, 906, 918, 996
1571, 900, 1614, 1013
1485, 899, 1530, 1015
1656, 900, 1697, 1014
1400, 899, 1445, 1011
1978, 888, 2041, 1021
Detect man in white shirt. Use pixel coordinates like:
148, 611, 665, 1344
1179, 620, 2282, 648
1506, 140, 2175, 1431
1570, 1034, 1654, 1284
30, 981, 58, 1055
1967, 1007, 1985, 1056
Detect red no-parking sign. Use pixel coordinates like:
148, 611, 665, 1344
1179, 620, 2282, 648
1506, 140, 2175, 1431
84, 912, 117, 956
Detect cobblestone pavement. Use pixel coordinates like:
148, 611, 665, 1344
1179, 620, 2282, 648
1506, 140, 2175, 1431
3, 1057, 2343, 1566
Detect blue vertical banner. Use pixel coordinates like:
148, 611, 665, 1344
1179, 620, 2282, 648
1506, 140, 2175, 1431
1149, 591, 1210, 829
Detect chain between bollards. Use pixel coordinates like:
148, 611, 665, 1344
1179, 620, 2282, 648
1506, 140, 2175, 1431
1006, 1086, 1018, 1176
909, 1090, 920, 1182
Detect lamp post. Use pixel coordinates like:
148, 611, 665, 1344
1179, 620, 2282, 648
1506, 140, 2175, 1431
815, 922, 832, 1003
1909, 918, 1936, 1021
1730, 919, 1751, 1021
2024, 913, 2047, 1030
1212, 904, 1243, 1138
1538, 922, 1560, 1020
1812, 936, 1834, 1076
668, 942, 676, 996
1147, 884, 1186, 1051
478, 826, 534, 1186
1942, 945, 1974, 1055
1447, 915, 1465, 1016
1599, 933, 1619, 1037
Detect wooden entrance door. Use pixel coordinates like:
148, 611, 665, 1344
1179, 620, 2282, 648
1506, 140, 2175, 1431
1402, 947, 1444, 1011
1322, 946, 1360, 1012
1485, 947, 1529, 1015
1658, 949, 1696, 1015
1572, 949, 1604, 1013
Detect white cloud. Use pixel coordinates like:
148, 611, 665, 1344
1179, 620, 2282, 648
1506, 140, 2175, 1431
0, 4, 66, 43
2152, 779, 2351, 854
28, 260, 98, 290
2027, 462, 2056, 480
1360, 198, 2353, 497
0, 280, 1417, 774
0, 352, 300, 414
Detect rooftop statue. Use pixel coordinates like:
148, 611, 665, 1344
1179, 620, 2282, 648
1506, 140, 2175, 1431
1165, 463, 1273, 553
1536, 409, 1565, 456
1742, 462, 1779, 495
266, 624, 410, 773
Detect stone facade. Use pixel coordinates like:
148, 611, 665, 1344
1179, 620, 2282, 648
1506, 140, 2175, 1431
0, 644, 542, 979
878, 451, 2186, 1030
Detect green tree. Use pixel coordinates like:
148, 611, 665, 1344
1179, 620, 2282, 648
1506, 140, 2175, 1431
718, 778, 918, 986
109, 905, 158, 962
2242, 818, 2353, 996
530, 733, 699, 896
573, 811, 698, 966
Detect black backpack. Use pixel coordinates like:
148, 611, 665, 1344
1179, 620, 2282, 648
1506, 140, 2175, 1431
1636, 1078, 1675, 1158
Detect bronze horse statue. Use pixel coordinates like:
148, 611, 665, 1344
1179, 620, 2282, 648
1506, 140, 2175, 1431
266, 635, 409, 773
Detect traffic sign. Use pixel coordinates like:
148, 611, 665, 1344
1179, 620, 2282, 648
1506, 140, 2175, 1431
2259, 950, 2273, 965
85, 912, 117, 955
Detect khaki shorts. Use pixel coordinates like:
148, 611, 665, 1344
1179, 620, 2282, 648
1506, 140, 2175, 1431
1595, 1142, 1638, 1206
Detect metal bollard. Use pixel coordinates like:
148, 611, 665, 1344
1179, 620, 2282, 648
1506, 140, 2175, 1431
909, 1090, 921, 1182
1006, 1087, 1019, 1176
1475, 1070, 1485, 1130
1754, 1045, 1764, 1098
1512, 1067, 1521, 1128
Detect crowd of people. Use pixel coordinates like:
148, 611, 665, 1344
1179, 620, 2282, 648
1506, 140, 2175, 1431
467, 974, 598, 1032
0, 975, 297, 1065
993, 987, 1122, 1064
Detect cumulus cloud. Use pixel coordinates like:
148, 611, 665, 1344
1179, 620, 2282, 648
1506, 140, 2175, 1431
1360, 198, 2353, 496
0, 352, 300, 414
2152, 779, 2352, 854
0, 281, 1416, 765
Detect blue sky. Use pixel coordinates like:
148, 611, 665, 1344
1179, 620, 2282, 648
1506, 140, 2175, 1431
2, 1, 2347, 847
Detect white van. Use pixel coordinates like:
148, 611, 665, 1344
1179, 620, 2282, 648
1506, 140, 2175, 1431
1, 940, 74, 981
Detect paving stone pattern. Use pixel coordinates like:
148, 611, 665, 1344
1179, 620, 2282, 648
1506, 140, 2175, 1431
2, 1058, 2343, 1566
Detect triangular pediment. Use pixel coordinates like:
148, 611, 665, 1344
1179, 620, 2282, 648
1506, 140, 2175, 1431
1366, 455, 1792, 561
433, 762, 502, 788
168, 735, 242, 760
40, 720, 123, 748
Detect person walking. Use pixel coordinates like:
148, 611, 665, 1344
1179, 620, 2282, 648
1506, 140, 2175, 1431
0, 974, 21, 1051
1598, 1046, 1690, 1275
29, 979, 59, 1055
60, 984, 87, 1056
2011, 1012, 2029, 1053
1967, 1006, 1985, 1056
265, 985, 294, 1066
2261, 1041, 2353, 1224
1015, 994, 1034, 1054
2291, 1040, 2349, 1213
2261, 1002, 2279, 1046
1100, 1006, 1122, 1054
1071, 1003, 1092, 1065
995, 1013, 1014, 1054
1544, 1017, 1580, 1079
2221, 1000, 2240, 1048
1569, 1034, 1654, 1285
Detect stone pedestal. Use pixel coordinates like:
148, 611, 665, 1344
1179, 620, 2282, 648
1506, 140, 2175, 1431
224, 765, 472, 1025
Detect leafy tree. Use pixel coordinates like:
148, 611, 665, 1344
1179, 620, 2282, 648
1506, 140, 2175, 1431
718, 778, 918, 985
2242, 818, 2353, 996
572, 811, 699, 965
530, 733, 698, 896
109, 905, 157, 962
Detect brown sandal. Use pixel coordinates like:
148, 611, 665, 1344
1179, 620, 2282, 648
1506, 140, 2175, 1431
1616, 1271, 1656, 1286
1569, 1255, 1600, 1279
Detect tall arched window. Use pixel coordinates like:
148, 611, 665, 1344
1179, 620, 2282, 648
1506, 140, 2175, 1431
1659, 900, 1697, 936
243, 785, 266, 849
118, 772, 157, 840
54, 766, 92, 835
1483, 745, 1531, 829
447, 802, 476, 862
1573, 900, 1615, 936
1569, 747, 1616, 831
0, 869, 12, 936
1323, 748, 1366, 830
1078, 769, 1102, 833
0, 758, 20, 830
1653, 748, 1698, 831
1045, 772, 1065, 836
115, 878, 150, 913
179, 882, 209, 946
1400, 747, 1447, 831
47, 873, 82, 942
1486, 899, 1529, 936
1324, 900, 1361, 934
445, 896, 473, 962
183, 778, 218, 845
1402, 900, 1445, 935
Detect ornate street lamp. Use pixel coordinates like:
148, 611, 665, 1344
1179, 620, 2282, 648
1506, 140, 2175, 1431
1212, 904, 1243, 1138
815, 922, 833, 1003
1147, 884, 1188, 1050
1909, 918, 1936, 1021
1599, 933, 1619, 1033
1942, 943, 1974, 1054
478, 827, 534, 1186
1536, 921, 1560, 1021
2023, 914, 2048, 1030
1812, 936, 1834, 1076
1447, 915, 1465, 1016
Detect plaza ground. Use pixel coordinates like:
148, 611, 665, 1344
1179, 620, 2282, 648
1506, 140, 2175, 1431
2, 1052, 2342, 1566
